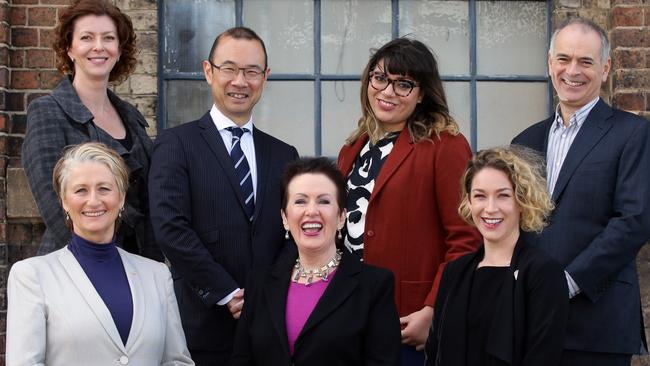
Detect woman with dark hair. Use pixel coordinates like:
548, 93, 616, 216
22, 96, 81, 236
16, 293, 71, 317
338, 38, 481, 364
231, 157, 401, 366
425, 146, 569, 366
21, 0, 161, 260
7, 142, 193, 366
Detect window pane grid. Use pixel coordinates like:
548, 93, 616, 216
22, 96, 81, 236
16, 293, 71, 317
160, 0, 551, 154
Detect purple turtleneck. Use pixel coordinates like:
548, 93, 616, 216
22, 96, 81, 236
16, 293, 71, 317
69, 233, 133, 346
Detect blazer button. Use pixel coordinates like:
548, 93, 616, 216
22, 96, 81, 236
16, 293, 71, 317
119, 356, 129, 365
367, 230, 374, 237
198, 289, 204, 295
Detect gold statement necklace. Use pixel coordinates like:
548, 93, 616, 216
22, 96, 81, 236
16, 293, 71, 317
293, 249, 342, 286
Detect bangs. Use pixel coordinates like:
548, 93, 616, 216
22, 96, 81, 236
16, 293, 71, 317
379, 50, 427, 81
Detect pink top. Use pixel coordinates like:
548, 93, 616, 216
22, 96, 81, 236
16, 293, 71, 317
285, 269, 337, 355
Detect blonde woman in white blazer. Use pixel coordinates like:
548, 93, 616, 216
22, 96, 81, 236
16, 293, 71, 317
6, 142, 193, 366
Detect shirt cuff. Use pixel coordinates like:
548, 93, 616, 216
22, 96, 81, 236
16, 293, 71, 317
217, 288, 241, 306
565, 271, 581, 298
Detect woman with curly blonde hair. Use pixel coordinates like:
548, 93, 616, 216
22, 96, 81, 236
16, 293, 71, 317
21, 0, 162, 261
425, 146, 569, 366
337, 37, 481, 365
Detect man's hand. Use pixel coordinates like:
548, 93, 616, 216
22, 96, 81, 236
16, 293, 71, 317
400, 306, 433, 351
226, 288, 245, 319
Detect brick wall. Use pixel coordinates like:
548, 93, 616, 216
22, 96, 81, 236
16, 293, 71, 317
0, 0, 649, 364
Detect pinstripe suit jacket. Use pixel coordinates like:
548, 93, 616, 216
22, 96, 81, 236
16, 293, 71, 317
148, 111, 298, 355
21, 76, 163, 260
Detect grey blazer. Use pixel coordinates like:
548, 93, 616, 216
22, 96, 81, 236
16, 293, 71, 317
21, 76, 163, 260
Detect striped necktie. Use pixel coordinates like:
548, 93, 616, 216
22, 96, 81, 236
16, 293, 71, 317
226, 127, 255, 221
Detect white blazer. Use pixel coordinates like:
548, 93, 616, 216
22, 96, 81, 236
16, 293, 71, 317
6, 246, 194, 366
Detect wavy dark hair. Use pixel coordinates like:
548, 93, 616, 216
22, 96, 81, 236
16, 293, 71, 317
54, 0, 137, 84
347, 37, 460, 146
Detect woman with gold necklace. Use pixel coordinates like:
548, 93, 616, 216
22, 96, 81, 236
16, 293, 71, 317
231, 158, 401, 366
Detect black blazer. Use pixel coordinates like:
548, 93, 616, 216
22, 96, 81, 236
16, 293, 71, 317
22, 76, 162, 260
231, 250, 401, 366
425, 238, 569, 366
512, 99, 650, 354
148, 111, 298, 354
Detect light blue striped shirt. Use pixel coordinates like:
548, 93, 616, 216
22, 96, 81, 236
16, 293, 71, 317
546, 97, 599, 194
546, 97, 599, 298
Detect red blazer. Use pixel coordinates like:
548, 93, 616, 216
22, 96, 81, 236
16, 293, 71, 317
338, 130, 481, 316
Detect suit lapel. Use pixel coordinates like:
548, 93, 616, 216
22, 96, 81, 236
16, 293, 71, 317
252, 127, 269, 223
263, 261, 292, 356
58, 248, 126, 353
118, 249, 145, 351
370, 130, 413, 202
338, 136, 367, 176
297, 252, 360, 340
551, 101, 613, 202
198, 113, 249, 214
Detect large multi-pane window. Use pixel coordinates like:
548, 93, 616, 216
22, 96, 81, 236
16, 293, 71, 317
160, 0, 550, 155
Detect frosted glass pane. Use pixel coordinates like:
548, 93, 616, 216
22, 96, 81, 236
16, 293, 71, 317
163, 1, 235, 73
321, 0, 392, 75
399, 1, 469, 76
254, 81, 315, 156
322, 81, 362, 157
243, 0, 313, 74
477, 1, 547, 75
443, 82, 471, 141
165, 80, 213, 128
477, 82, 549, 150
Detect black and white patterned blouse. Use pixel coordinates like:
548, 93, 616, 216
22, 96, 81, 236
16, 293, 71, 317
344, 131, 400, 259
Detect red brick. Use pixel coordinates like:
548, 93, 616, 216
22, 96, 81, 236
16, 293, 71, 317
0, 4, 9, 24
0, 47, 8, 66
4, 92, 24, 112
8, 135, 22, 156
39, 70, 61, 89
646, 8, 650, 26
614, 69, 650, 89
25, 49, 53, 68
11, 70, 39, 89
612, 0, 642, 4
9, 7, 26, 26
613, 92, 646, 110
612, 28, 650, 48
613, 49, 645, 69
11, 28, 38, 47
41, 0, 73, 4
0, 23, 9, 44
11, 0, 38, 4
0, 223, 6, 243
0, 114, 7, 133
39, 28, 55, 48
647, 94, 650, 111
612, 6, 644, 26
9, 50, 24, 68
9, 113, 26, 134
0, 91, 5, 111
28, 7, 57, 27
0, 68, 7, 89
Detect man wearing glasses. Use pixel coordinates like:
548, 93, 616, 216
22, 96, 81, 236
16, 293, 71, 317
149, 27, 298, 365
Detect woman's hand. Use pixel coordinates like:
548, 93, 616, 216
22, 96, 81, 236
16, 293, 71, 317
400, 306, 433, 350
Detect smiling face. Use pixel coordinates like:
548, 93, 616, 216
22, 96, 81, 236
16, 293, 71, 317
67, 15, 120, 83
367, 60, 422, 132
469, 167, 522, 248
549, 23, 610, 117
203, 36, 269, 126
61, 161, 125, 244
281, 173, 346, 256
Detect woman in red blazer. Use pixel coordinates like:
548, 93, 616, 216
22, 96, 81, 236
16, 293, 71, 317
337, 38, 481, 365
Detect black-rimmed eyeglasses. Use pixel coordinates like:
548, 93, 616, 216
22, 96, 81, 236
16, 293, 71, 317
208, 61, 266, 81
369, 72, 419, 97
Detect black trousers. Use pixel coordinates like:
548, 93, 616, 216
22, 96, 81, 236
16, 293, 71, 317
560, 350, 632, 366
189, 349, 231, 366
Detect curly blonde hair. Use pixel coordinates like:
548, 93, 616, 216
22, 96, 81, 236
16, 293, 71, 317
346, 38, 459, 146
458, 146, 554, 233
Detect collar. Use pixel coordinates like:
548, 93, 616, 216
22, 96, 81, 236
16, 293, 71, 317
210, 104, 254, 135
552, 97, 599, 132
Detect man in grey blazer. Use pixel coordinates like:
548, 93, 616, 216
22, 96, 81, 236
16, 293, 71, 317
512, 17, 650, 366
149, 27, 298, 365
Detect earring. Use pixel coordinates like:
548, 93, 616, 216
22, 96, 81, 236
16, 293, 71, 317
65, 211, 70, 222
70, 56, 75, 63
285, 230, 290, 240
118, 207, 124, 219
337, 229, 342, 240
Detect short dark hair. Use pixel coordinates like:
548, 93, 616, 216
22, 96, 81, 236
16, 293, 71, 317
54, 0, 137, 84
208, 26, 268, 69
280, 157, 347, 215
